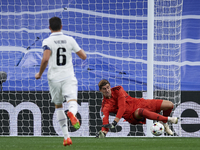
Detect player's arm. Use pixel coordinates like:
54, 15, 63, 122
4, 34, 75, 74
115, 92, 126, 120
96, 108, 109, 138
103, 87, 126, 129
71, 37, 87, 60
101, 110, 110, 133
76, 49, 87, 60
35, 49, 51, 79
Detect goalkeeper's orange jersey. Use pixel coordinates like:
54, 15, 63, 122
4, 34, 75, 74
100, 86, 142, 131
100, 85, 162, 132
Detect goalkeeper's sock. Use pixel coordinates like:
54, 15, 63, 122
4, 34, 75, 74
56, 108, 69, 140
163, 105, 173, 115
138, 108, 168, 122
68, 101, 78, 115
162, 105, 173, 123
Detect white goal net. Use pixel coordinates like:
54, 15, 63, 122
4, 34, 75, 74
0, 0, 183, 137
154, 0, 183, 136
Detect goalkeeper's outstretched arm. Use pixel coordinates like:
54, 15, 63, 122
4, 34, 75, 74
96, 116, 121, 138
102, 117, 120, 129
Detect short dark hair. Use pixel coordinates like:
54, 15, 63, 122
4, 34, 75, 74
98, 79, 110, 89
49, 17, 62, 31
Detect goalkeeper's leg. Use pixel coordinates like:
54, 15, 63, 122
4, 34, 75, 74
135, 108, 178, 124
160, 100, 175, 135
161, 100, 174, 122
136, 108, 168, 122
135, 99, 178, 135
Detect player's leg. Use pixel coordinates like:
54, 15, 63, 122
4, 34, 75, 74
62, 76, 80, 129
160, 100, 178, 122
159, 100, 178, 135
134, 99, 178, 123
134, 107, 177, 135
67, 99, 80, 129
134, 108, 168, 122
68, 100, 78, 115
55, 104, 72, 146
135, 107, 174, 135
160, 100, 173, 117
49, 81, 71, 146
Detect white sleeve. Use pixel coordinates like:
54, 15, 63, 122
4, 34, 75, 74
42, 39, 52, 51
42, 39, 48, 47
70, 37, 81, 53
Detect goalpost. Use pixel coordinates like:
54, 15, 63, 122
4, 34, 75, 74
0, 0, 183, 137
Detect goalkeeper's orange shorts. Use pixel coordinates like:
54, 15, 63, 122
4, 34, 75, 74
128, 99, 163, 125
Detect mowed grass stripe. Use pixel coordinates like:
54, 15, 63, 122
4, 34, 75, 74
0, 137, 199, 150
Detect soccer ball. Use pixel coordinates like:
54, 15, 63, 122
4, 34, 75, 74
150, 122, 164, 136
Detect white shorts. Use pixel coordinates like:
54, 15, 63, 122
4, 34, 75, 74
48, 76, 78, 105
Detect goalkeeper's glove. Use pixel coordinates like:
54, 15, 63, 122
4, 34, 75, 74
96, 130, 106, 138
102, 120, 117, 129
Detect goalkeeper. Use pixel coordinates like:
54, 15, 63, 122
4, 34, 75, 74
96, 79, 178, 138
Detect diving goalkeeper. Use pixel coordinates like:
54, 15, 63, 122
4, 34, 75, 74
96, 79, 178, 138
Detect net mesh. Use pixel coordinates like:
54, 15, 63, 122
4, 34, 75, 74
0, 0, 183, 137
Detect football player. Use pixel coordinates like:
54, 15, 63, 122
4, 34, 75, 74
96, 79, 178, 138
35, 17, 87, 146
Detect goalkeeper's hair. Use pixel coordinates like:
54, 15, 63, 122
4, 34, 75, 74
98, 79, 110, 89
49, 17, 62, 31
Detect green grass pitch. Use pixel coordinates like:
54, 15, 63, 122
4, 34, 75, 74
0, 137, 199, 150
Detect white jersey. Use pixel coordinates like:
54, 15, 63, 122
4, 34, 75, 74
42, 32, 81, 82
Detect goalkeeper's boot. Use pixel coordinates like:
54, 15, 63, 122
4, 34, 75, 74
163, 122, 174, 135
67, 111, 80, 129
63, 138, 72, 146
168, 117, 178, 124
